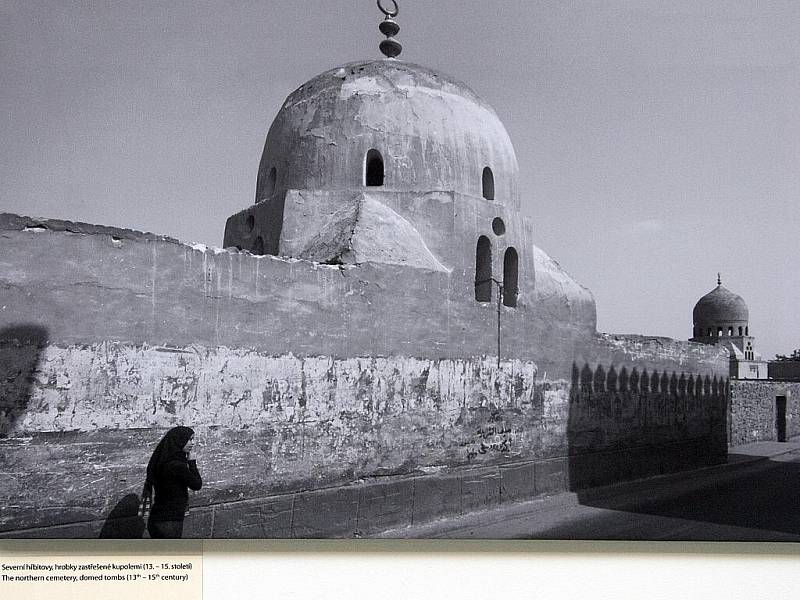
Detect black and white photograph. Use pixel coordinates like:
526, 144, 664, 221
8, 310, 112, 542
2, 0, 800, 557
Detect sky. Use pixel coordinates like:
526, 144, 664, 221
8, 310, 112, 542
2, 0, 798, 360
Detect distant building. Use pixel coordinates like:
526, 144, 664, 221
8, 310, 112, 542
690, 275, 768, 379
769, 356, 800, 382
689, 276, 800, 447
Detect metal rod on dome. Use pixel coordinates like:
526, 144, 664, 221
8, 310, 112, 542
377, 0, 402, 58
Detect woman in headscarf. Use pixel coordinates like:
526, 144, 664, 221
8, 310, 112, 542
141, 426, 202, 539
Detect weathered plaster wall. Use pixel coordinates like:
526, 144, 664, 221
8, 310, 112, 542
0, 215, 731, 537
0, 213, 591, 375
729, 380, 800, 446
0, 345, 547, 533
1, 339, 727, 537
226, 184, 538, 320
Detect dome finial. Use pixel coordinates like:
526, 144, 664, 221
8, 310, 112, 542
717, 272, 722, 286
377, 0, 402, 58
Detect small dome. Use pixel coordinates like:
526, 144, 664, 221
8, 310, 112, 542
693, 284, 749, 324
255, 59, 519, 208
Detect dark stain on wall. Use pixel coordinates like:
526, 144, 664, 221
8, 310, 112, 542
0, 324, 49, 437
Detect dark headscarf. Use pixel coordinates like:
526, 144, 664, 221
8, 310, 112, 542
142, 426, 194, 502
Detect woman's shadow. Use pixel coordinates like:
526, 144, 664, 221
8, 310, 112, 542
99, 494, 146, 538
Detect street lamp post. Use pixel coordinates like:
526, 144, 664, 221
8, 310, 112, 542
475, 277, 504, 369
491, 278, 504, 369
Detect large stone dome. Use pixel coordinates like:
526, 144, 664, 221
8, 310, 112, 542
254, 59, 520, 209
693, 284, 749, 324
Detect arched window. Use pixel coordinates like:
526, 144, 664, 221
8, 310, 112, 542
475, 236, 492, 302
482, 167, 494, 200
738, 326, 743, 336
365, 149, 384, 186
745, 326, 749, 336
727, 327, 733, 336
503, 247, 518, 307
717, 327, 722, 337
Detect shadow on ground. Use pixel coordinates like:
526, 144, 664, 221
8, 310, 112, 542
537, 456, 800, 540
99, 493, 146, 538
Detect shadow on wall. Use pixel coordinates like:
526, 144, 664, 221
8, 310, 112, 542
0, 324, 49, 437
99, 494, 146, 539
566, 362, 729, 493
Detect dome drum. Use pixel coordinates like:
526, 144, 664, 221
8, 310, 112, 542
692, 322, 749, 340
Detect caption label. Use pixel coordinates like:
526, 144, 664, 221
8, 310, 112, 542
0, 555, 201, 599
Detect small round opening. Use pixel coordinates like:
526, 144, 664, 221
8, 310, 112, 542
246, 215, 255, 231
492, 217, 505, 236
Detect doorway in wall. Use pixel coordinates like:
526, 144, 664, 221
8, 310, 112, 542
776, 396, 787, 442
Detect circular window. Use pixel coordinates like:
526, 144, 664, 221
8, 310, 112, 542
492, 217, 505, 236
246, 214, 255, 231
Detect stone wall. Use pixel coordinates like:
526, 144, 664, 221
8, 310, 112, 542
0, 339, 728, 538
569, 335, 729, 490
729, 380, 800, 446
0, 345, 547, 534
0, 215, 731, 537
0, 213, 593, 374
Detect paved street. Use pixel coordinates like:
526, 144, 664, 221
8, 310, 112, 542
376, 439, 800, 541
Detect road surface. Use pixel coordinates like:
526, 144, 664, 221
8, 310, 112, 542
376, 448, 800, 541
